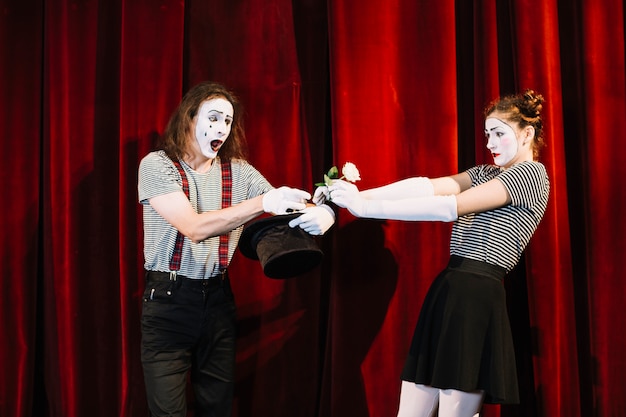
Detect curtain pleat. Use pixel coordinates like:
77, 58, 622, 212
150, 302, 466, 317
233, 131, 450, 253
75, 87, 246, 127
323, 1, 460, 416
582, 1, 626, 416
1, 0, 625, 416
0, 1, 43, 417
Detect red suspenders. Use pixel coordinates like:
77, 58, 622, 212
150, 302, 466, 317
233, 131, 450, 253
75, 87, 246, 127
170, 159, 232, 278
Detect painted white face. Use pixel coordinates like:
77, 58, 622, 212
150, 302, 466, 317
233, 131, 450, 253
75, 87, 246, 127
484, 117, 519, 167
194, 98, 234, 159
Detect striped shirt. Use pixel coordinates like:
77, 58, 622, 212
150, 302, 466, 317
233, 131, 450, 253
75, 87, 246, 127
138, 150, 273, 279
449, 161, 550, 272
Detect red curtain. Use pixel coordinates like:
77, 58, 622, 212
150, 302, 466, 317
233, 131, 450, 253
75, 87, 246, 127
1, 0, 625, 416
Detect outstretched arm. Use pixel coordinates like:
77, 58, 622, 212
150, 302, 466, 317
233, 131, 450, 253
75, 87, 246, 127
430, 172, 510, 216
454, 178, 511, 216
327, 175, 511, 222
149, 187, 310, 243
359, 177, 434, 200
314, 172, 473, 205
430, 172, 472, 195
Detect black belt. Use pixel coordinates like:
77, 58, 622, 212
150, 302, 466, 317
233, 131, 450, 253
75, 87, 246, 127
447, 255, 507, 281
146, 270, 228, 289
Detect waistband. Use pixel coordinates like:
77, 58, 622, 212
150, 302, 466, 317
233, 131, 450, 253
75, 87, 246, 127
447, 255, 507, 281
145, 270, 228, 287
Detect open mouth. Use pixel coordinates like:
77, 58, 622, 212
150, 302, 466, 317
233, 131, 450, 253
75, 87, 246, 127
211, 140, 223, 152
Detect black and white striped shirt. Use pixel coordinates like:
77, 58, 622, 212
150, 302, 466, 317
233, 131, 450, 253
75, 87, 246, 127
450, 161, 550, 272
138, 150, 273, 279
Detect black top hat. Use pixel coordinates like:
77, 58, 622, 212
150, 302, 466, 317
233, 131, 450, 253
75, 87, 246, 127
239, 213, 323, 279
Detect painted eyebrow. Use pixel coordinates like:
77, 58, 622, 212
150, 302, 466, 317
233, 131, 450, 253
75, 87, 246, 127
207, 109, 234, 119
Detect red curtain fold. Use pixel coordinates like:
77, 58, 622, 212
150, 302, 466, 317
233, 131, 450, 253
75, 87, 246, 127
116, 1, 187, 414
506, 1, 580, 416
323, 1, 461, 416
0, 2, 43, 417
44, 0, 119, 414
582, 1, 626, 416
1, 0, 626, 416
42, 0, 187, 415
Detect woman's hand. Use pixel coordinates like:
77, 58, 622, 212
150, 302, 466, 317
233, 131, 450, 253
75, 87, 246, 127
327, 180, 367, 217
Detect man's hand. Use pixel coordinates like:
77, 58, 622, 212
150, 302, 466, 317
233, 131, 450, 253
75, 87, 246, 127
262, 187, 310, 215
288, 205, 335, 235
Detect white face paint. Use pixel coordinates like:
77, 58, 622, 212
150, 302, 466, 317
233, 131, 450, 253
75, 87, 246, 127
194, 98, 234, 159
484, 117, 519, 167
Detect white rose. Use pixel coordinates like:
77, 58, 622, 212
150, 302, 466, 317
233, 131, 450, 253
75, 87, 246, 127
342, 162, 361, 182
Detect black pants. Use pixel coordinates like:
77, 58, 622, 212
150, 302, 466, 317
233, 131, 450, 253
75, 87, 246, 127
141, 271, 236, 417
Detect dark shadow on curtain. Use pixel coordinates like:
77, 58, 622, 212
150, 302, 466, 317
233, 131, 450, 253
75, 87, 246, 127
501, 259, 539, 417
233, 271, 323, 417
45, 132, 155, 416
122, 133, 157, 417
33, 204, 48, 417
494, 0, 517, 93
319, 219, 399, 417
556, 1, 594, 415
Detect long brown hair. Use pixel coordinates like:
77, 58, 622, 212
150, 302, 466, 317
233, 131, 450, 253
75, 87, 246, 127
484, 89, 546, 160
159, 81, 248, 162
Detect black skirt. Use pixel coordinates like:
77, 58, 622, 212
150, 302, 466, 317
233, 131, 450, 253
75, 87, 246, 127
400, 255, 519, 404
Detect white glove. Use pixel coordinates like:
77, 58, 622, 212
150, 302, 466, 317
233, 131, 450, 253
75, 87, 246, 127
262, 186, 310, 215
313, 185, 330, 205
326, 180, 367, 215
329, 180, 457, 222
360, 177, 434, 200
315, 177, 433, 206
288, 205, 336, 235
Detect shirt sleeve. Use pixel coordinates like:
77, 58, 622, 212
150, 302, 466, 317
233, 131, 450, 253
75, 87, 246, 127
137, 151, 181, 204
496, 161, 550, 210
233, 160, 274, 198
464, 164, 501, 186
